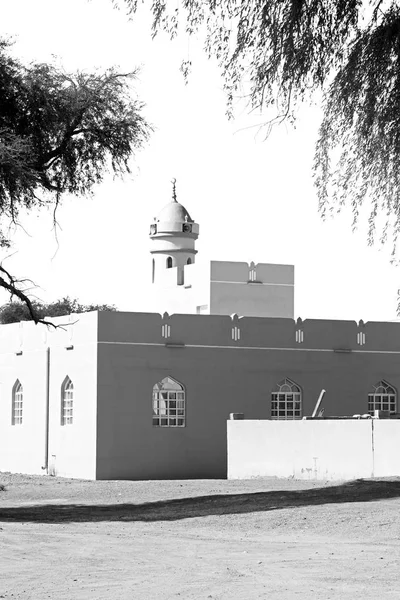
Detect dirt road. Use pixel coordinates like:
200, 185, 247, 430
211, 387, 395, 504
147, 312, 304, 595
1, 474, 399, 599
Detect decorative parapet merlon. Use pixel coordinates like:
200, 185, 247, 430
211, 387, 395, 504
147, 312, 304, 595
357, 320, 366, 346
231, 313, 241, 342
248, 261, 261, 283
296, 317, 304, 344
161, 312, 171, 339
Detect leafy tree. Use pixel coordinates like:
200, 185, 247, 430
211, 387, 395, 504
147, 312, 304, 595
121, 0, 400, 253
0, 38, 151, 322
0, 297, 117, 325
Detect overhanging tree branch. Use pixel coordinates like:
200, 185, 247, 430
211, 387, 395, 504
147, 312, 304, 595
0, 264, 56, 326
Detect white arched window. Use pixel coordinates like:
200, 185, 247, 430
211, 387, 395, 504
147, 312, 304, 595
12, 380, 23, 425
271, 378, 302, 420
61, 377, 74, 425
166, 256, 173, 269
152, 376, 185, 427
368, 380, 396, 415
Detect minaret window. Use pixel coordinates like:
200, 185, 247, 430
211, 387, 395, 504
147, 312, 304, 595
187, 258, 192, 265
167, 257, 173, 268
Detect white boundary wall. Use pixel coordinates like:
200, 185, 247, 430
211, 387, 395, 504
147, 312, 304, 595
227, 420, 400, 480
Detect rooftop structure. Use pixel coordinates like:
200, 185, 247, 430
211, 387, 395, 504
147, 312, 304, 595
148, 184, 294, 318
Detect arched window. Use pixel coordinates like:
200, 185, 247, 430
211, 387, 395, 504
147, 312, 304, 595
12, 380, 23, 425
368, 380, 396, 415
271, 378, 302, 420
152, 376, 185, 427
187, 258, 192, 265
61, 377, 74, 425
166, 257, 173, 269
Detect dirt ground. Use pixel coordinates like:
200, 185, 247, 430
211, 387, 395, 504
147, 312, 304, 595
1, 474, 400, 599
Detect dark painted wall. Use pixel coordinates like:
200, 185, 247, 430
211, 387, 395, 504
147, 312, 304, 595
96, 312, 400, 479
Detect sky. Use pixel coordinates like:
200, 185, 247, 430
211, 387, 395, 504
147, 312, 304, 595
1, 0, 399, 322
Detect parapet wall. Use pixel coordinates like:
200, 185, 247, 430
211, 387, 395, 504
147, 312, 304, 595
97, 311, 400, 352
210, 261, 294, 284
1, 311, 399, 353
0, 311, 98, 354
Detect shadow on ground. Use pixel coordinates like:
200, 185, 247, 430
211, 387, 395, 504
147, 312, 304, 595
1, 479, 400, 523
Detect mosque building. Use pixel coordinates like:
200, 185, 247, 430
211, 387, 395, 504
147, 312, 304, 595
1, 187, 400, 480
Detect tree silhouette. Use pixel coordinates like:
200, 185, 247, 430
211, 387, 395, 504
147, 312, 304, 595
0, 39, 151, 323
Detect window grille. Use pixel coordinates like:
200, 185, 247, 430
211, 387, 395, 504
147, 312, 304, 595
249, 268, 257, 281
271, 378, 302, 420
12, 381, 23, 425
61, 378, 74, 425
153, 376, 185, 427
368, 381, 396, 415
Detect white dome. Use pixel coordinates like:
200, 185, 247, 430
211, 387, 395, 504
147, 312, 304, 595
157, 200, 193, 223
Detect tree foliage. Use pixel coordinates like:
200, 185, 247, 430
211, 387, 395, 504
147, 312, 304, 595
121, 0, 400, 252
0, 39, 151, 322
315, 4, 400, 254
0, 296, 117, 325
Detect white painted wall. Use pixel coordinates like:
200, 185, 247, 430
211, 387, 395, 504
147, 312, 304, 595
47, 312, 98, 480
0, 313, 98, 480
146, 260, 211, 315
0, 321, 48, 475
372, 420, 400, 477
227, 419, 400, 481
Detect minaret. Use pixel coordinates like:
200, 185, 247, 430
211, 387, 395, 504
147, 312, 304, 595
149, 180, 199, 286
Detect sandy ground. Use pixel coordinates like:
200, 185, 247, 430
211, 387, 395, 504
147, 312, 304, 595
1, 474, 400, 599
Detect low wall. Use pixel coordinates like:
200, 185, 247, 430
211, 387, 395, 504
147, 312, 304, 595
227, 420, 400, 480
